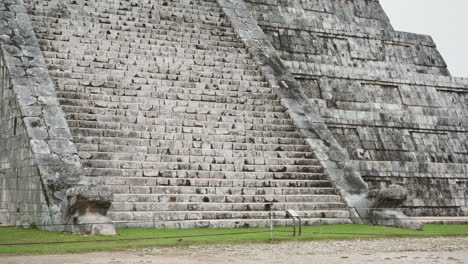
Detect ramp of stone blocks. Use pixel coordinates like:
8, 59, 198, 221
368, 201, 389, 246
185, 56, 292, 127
21, 0, 353, 228
0, 0, 89, 229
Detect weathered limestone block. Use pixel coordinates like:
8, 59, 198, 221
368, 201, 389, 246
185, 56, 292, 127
0, 0, 115, 234
62, 187, 116, 236
367, 185, 423, 230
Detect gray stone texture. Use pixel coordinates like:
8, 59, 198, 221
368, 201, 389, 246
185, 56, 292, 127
0, 54, 53, 228
0, 0, 115, 234
2, 0, 466, 231
17, 0, 355, 228
62, 187, 116, 235
367, 184, 423, 230
216, 0, 369, 223
242, 0, 468, 217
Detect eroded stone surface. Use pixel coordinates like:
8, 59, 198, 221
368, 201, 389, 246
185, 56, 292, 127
367, 185, 423, 230
0, 0, 113, 234
4, 0, 353, 229
1, 0, 467, 232
241, 0, 468, 217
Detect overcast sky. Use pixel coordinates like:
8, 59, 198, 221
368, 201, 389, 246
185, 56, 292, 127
379, 0, 468, 78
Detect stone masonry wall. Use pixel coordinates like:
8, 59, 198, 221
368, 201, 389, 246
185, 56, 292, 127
20, 0, 353, 228
248, 0, 393, 32
0, 0, 96, 231
245, 0, 448, 76
3, 0, 467, 229
244, 0, 468, 216
0, 52, 53, 227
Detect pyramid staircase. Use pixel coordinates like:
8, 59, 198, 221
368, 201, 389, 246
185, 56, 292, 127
24, 0, 352, 228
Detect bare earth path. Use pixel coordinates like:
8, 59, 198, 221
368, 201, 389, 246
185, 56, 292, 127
3, 237, 468, 264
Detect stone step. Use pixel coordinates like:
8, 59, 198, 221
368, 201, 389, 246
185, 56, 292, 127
61, 104, 289, 119
27, 0, 224, 15
110, 201, 347, 212
40, 41, 257, 67
47, 58, 264, 79
51, 71, 270, 87
112, 193, 342, 204
107, 186, 336, 195
70, 130, 306, 143
62, 106, 289, 123
97, 2, 223, 17
85, 164, 325, 176
73, 131, 304, 145
59, 84, 274, 99
33, 24, 248, 54
114, 217, 353, 229
72, 137, 311, 152
65, 73, 267, 91
50, 69, 270, 87
32, 16, 240, 43
56, 85, 275, 102
30, 3, 229, 26
46, 58, 265, 81
97, 176, 334, 188
67, 120, 298, 134
68, 123, 300, 138
63, 108, 292, 125
88, 168, 327, 179
98, 170, 328, 181
79, 152, 320, 166
66, 113, 297, 132
31, 11, 236, 32
31, 1, 228, 20
42, 42, 249, 66
108, 210, 350, 222
54, 72, 269, 87
63, 103, 287, 119
37, 31, 241, 55
95, 0, 224, 14
76, 134, 306, 146
57, 93, 281, 109
75, 140, 312, 154
52, 61, 257, 78
81, 160, 325, 173
52, 70, 265, 85
415, 217, 468, 225
59, 80, 273, 93
78, 147, 316, 159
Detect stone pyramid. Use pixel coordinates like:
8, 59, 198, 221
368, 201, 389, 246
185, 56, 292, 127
0, 0, 466, 233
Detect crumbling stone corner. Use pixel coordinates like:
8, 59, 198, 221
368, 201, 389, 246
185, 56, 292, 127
62, 187, 116, 236
367, 185, 423, 230
0, 0, 115, 235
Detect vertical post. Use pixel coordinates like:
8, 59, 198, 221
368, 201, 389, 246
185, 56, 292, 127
292, 217, 296, 237
298, 218, 302, 236
269, 210, 273, 240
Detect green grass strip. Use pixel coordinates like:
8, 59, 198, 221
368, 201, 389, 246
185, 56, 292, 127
0, 224, 467, 255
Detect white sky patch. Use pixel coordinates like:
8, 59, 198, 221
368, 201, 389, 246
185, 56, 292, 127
379, 0, 468, 78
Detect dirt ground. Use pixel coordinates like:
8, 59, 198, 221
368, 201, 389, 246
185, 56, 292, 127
3, 237, 468, 264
